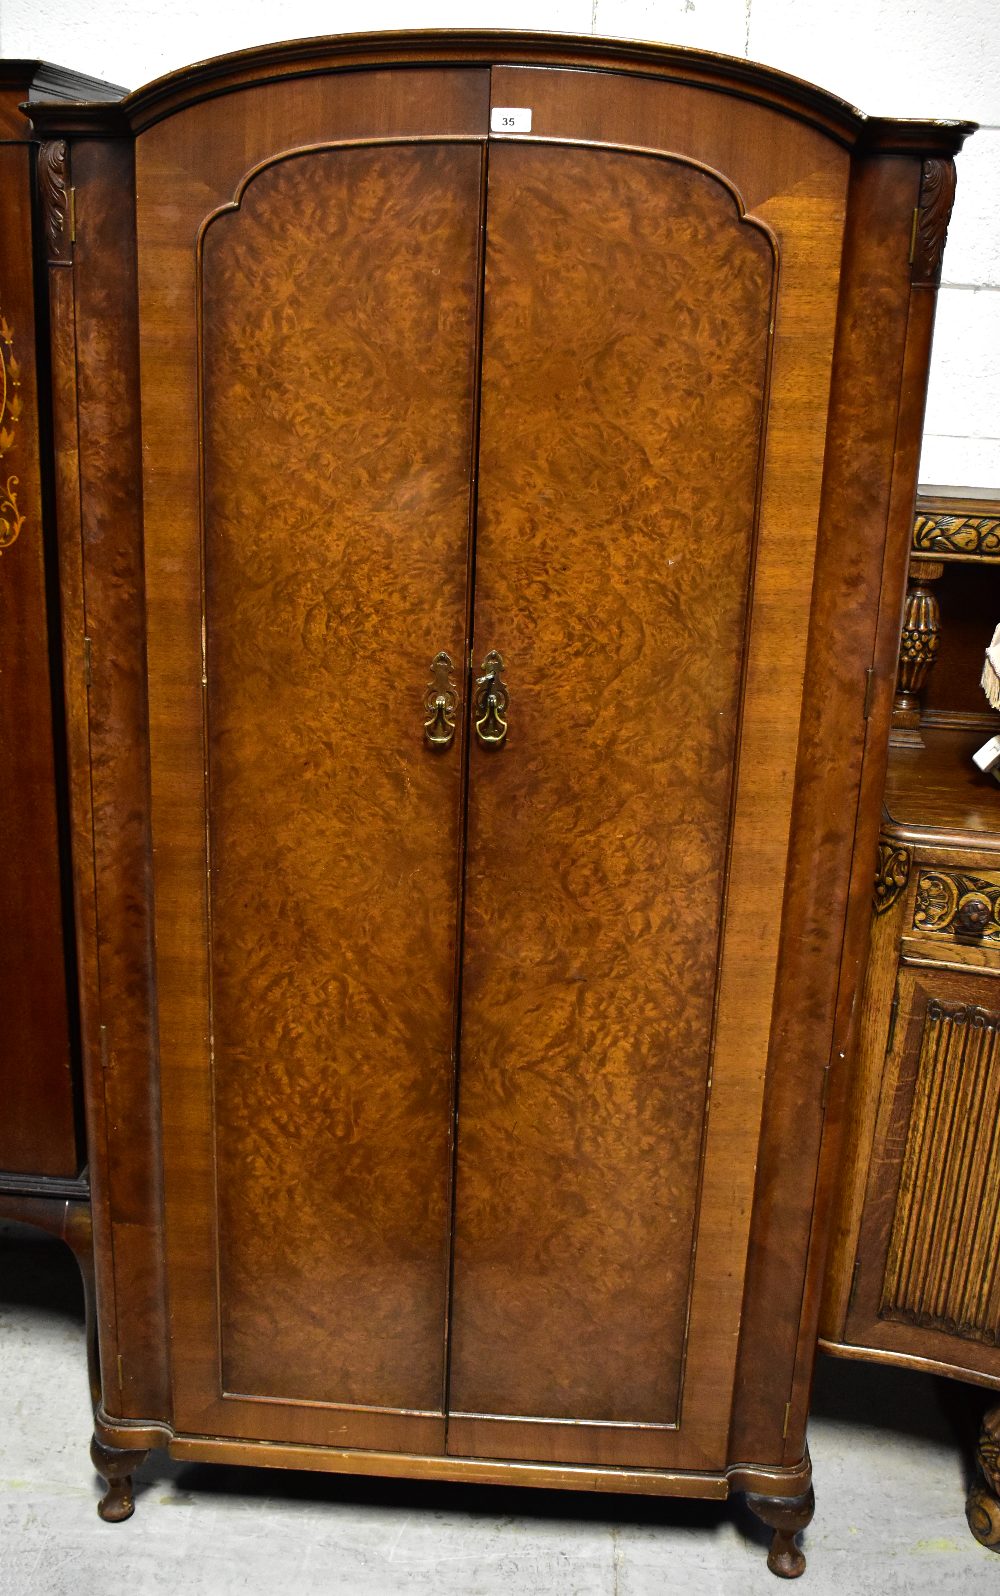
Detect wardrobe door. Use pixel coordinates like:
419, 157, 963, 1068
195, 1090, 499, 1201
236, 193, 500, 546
141, 138, 484, 1449
448, 136, 834, 1470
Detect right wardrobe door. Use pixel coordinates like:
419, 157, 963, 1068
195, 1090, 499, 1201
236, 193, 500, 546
447, 135, 835, 1471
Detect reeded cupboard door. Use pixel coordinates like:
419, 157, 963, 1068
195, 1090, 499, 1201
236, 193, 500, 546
139, 74, 847, 1465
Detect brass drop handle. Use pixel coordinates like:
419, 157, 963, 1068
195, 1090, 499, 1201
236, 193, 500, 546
473, 650, 509, 748
423, 652, 458, 750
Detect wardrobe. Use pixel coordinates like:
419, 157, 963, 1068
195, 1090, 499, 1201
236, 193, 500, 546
26, 32, 973, 1577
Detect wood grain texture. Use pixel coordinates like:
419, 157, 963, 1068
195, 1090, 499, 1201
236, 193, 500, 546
822, 717, 1000, 1373
883, 728, 1000, 841
49, 37, 966, 1509
842, 964, 1000, 1385
919, 563, 1000, 728
0, 140, 78, 1178
733, 152, 936, 1466
450, 141, 774, 1452
29, 34, 972, 155
880, 996, 1000, 1342
198, 142, 482, 1411
136, 65, 488, 1447
70, 137, 172, 1421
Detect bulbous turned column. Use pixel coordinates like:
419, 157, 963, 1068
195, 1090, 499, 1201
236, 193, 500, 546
890, 558, 943, 747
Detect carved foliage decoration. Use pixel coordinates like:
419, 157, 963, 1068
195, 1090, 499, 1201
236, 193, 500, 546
881, 999, 1000, 1344
897, 577, 940, 695
39, 140, 71, 263
0, 304, 24, 556
911, 158, 957, 286
874, 840, 911, 915
913, 513, 1000, 561
914, 869, 1000, 943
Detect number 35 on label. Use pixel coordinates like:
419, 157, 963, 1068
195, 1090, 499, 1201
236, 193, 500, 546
490, 107, 533, 133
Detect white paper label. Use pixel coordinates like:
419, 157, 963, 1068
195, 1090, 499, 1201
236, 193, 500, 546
490, 106, 533, 133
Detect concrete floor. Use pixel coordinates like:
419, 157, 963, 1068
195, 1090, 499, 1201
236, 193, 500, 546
2, 1220, 999, 1595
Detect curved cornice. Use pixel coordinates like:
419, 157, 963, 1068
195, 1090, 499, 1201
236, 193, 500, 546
23, 30, 976, 152
0, 58, 125, 101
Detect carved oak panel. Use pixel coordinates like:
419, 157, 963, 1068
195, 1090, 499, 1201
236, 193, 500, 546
881, 996, 1000, 1344
914, 868, 1000, 943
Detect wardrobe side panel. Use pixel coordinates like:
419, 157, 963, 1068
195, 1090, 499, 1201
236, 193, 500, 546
0, 141, 78, 1178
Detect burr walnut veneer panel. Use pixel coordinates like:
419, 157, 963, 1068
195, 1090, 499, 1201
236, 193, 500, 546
450, 142, 775, 1464
200, 143, 481, 1414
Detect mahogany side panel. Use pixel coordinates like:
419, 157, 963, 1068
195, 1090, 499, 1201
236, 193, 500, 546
64, 137, 170, 1420
0, 140, 78, 1178
730, 153, 937, 1466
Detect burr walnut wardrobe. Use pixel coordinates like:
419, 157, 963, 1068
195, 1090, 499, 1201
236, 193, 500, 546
27, 32, 972, 1577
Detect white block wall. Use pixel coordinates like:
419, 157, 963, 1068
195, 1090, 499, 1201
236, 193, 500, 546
5, 0, 998, 487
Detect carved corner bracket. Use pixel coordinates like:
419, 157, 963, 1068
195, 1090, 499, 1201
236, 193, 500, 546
38, 139, 72, 265
911, 158, 957, 287
874, 840, 911, 916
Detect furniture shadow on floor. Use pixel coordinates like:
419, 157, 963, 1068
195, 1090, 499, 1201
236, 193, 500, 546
813, 1349, 984, 1489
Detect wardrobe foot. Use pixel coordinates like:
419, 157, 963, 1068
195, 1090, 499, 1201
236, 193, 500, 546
967, 1485, 1000, 1550
90, 1434, 147, 1522
746, 1486, 814, 1578
968, 1402, 1000, 1551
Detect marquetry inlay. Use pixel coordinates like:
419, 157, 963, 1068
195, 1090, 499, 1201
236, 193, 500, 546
0, 301, 24, 556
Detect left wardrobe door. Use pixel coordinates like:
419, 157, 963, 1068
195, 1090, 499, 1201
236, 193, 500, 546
142, 141, 484, 1450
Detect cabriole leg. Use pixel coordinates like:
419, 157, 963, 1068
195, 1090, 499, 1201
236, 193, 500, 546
90, 1434, 147, 1522
746, 1486, 815, 1578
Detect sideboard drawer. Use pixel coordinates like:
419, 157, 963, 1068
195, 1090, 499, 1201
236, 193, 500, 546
913, 867, 1000, 946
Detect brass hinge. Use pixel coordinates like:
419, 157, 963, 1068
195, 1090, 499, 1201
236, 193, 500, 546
887, 985, 901, 1052
84, 635, 93, 689
863, 666, 876, 720
847, 1254, 862, 1314
69, 186, 77, 244
117, 1353, 124, 1394
782, 1400, 792, 1439
909, 205, 920, 265
820, 1062, 832, 1114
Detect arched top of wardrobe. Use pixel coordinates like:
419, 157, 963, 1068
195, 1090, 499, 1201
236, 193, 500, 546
25, 30, 975, 153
